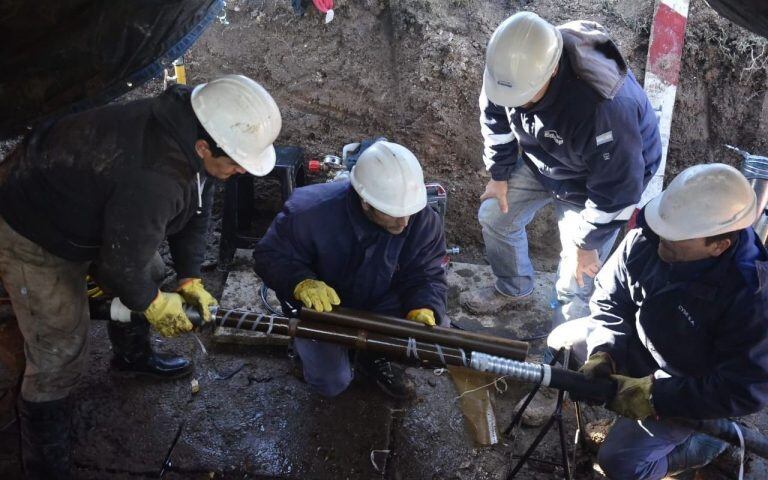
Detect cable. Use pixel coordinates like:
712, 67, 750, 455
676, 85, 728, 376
259, 284, 283, 316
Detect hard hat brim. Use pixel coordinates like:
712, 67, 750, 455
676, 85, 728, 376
350, 168, 428, 218
643, 192, 687, 241
482, 68, 542, 108
233, 144, 277, 177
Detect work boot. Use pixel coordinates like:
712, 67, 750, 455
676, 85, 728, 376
18, 396, 73, 480
460, 285, 533, 314
356, 354, 414, 400
666, 432, 728, 476
108, 319, 192, 379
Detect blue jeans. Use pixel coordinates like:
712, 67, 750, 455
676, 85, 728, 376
291, 293, 411, 398
293, 338, 353, 398
478, 165, 619, 327
598, 418, 692, 480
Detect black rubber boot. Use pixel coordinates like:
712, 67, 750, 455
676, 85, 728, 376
108, 319, 192, 379
356, 352, 414, 400
18, 396, 72, 480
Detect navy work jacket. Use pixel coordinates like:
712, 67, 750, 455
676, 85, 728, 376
587, 211, 768, 419
481, 21, 662, 250
253, 181, 448, 323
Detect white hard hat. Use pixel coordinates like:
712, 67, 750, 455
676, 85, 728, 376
645, 163, 758, 241
191, 75, 282, 176
349, 141, 427, 218
483, 12, 563, 108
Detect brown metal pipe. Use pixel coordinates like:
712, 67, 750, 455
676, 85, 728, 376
213, 309, 471, 368
300, 307, 528, 361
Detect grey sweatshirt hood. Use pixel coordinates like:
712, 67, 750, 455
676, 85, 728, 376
558, 20, 628, 99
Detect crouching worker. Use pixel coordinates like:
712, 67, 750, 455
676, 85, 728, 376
0, 74, 281, 479
253, 141, 447, 399
546, 163, 768, 479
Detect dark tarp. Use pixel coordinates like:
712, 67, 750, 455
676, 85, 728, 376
705, 0, 768, 39
0, 0, 224, 139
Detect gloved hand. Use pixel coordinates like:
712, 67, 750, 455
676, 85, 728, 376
406, 308, 436, 327
579, 351, 615, 380
607, 374, 656, 420
177, 278, 218, 323
143, 292, 193, 337
293, 279, 340, 312
86, 275, 105, 298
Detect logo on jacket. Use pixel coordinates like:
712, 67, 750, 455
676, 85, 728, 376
544, 130, 563, 145
596, 131, 614, 146
678, 304, 694, 326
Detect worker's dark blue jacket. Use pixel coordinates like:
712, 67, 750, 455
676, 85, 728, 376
586, 211, 768, 420
480, 21, 662, 250
252, 181, 448, 323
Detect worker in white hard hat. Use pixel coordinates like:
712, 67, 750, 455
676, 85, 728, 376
545, 163, 768, 479
253, 141, 447, 400
0, 74, 281, 478
462, 12, 663, 331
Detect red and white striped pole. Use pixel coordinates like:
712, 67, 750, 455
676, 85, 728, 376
632, 0, 690, 225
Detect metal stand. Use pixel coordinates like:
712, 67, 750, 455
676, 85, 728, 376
504, 346, 585, 480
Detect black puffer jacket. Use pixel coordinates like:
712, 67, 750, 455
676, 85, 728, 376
0, 85, 213, 311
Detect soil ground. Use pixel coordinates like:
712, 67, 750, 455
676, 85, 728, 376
3, 0, 768, 479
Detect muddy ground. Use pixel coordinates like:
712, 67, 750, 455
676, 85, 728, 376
3, 0, 768, 479
2, 253, 767, 479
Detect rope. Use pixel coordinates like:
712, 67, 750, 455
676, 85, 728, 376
732, 421, 745, 480
435, 343, 446, 365
453, 376, 508, 400
406, 337, 419, 360
251, 314, 262, 331
235, 310, 247, 330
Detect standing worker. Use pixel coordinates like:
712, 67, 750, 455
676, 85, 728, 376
253, 141, 447, 400
0, 74, 281, 479
461, 12, 662, 330
548, 164, 768, 478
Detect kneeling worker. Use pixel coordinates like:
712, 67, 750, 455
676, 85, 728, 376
0, 74, 281, 479
547, 163, 768, 479
253, 141, 447, 399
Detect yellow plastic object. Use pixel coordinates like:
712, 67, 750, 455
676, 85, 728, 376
177, 278, 217, 322
448, 366, 501, 446
173, 61, 187, 85
293, 279, 340, 312
144, 292, 193, 337
405, 308, 436, 327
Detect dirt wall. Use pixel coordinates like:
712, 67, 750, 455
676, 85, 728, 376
181, 0, 768, 259
4, 0, 766, 260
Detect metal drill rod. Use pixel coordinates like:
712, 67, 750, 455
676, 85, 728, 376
300, 307, 529, 360
212, 308, 472, 367
90, 302, 768, 460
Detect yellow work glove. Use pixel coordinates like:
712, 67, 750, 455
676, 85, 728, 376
143, 292, 193, 337
293, 279, 340, 312
86, 275, 105, 298
607, 374, 656, 420
177, 278, 218, 323
579, 351, 615, 380
406, 308, 436, 327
